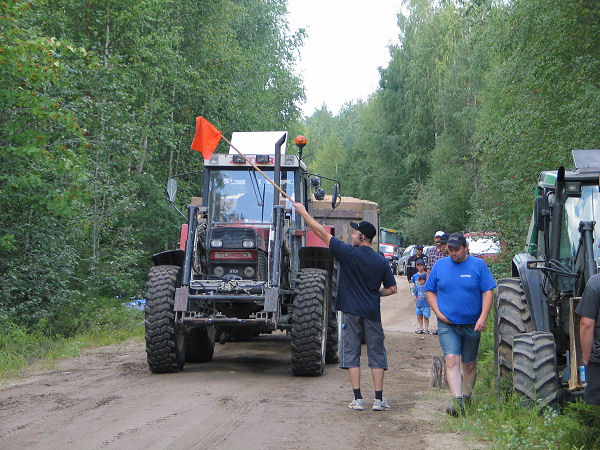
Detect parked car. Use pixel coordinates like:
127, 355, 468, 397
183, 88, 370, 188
464, 232, 504, 263
397, 245, 416, 275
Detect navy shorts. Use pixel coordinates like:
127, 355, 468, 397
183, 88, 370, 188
584, 361, 600, 404
437, 322, 481, 363
339, 312, 387, 370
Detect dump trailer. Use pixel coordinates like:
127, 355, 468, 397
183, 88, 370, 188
312, 195, 380, 248
145, 133, 342, 376
494, 149, 600, 406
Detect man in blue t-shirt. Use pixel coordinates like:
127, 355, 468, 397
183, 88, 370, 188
425, 232, 496, 417
293, 202, 397, 412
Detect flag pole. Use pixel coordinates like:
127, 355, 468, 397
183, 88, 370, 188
220, 135, 294, 203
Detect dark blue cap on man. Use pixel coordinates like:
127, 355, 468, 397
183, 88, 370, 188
416, 244, 424, 250
440, 233, 449, 244
447, 232, 467, 248
418, 273, 426, 279
350, 220, 377, 240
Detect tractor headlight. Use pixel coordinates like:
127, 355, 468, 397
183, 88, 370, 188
213, 266, 225, 277
211, 239, 223, 248
242, 239, 255, 248
244, 266, 255, 278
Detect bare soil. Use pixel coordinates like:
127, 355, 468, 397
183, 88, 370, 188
0, 277, 488, 449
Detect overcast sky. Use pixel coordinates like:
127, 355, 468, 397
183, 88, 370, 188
287, 0, 404, 116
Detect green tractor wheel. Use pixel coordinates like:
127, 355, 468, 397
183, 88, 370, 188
512, 331, 559, 407
494, 278, 533, 389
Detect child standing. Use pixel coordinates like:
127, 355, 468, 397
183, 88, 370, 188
411, 260, 430, 334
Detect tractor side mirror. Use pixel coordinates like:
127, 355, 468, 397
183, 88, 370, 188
314, 188, 325, 201
533, 195, 549, 231
332, 184, 339, 209
166, 178, 178, 204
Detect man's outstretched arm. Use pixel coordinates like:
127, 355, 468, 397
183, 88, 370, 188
292, 202, 332, 246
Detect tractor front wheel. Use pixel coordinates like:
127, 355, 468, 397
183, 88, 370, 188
291, 268, 329, 376
145, 265, 185, 373
512, 331, 558, 407
494, 278, 533, 389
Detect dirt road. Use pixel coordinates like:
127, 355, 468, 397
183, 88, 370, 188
0, 277, 485, 449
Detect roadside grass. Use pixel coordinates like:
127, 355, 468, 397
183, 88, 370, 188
0, 300, 144, 379
440, 325, 600, 449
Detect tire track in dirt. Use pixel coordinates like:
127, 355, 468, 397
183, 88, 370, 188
0, 277, 488, 449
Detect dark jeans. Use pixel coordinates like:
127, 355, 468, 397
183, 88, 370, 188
585, 361, 600, 404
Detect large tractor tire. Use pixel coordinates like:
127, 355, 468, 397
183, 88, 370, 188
494, 278, 533, 388
145, 265, 185, 373
185, 326, 216, 363
326, 309, 340, 364
512, 332, 558, 407
325, 262, 340, 364
291, 268, 329, 376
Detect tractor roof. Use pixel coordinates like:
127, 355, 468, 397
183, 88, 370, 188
229, 131, 287, 155
538, 149, 600, 188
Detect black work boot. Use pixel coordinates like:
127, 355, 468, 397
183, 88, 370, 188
445, 396, 465, 417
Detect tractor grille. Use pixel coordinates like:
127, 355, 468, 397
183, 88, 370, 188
211, 227, 257, 248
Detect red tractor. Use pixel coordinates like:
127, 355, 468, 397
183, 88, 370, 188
145, 133, 341, 376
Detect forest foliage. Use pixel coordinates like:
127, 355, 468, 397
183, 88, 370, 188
301, 0, 600, 259
2, 0, 599, 334
1, 0, 304, 334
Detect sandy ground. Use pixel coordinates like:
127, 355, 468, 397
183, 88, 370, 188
0, 276, 489, 449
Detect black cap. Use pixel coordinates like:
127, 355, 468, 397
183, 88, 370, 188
440, 233, 449, 244
416, 244, 424, 250
446, 232, 467, 248
350, 220, 377, 240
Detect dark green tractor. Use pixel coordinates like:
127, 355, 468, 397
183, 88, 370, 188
495, 150, 600, 406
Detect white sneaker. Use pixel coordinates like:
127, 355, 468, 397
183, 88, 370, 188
372, 398, 391, 411
348, 398, 364, 411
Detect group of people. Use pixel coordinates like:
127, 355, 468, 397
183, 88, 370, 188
293, 200, 496, 417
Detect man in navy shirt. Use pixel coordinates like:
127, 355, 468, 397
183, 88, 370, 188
425, 232, 496, 416
293, 202, 397, 411
576, 273, 600, 404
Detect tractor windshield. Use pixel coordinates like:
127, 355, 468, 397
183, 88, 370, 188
207, 169, 295, 224
561, 184, 600, 266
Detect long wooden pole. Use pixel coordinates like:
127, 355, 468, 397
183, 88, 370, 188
220, 135, 293, 203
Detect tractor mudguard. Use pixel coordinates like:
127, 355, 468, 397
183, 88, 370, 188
299, 246, 334, 273
512, 252, 550, 332
151, 249, 185, 267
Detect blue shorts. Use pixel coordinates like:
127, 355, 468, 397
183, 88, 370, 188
415, 305, 430, 318
339, 312, 387, 370
437, 322, 481, 363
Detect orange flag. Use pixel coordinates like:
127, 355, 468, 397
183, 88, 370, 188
190, 116, 222, 159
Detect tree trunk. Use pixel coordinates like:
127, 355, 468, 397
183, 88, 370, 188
431, 355, 448, 389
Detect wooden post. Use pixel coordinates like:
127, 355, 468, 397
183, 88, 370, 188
431, 355, 448, 389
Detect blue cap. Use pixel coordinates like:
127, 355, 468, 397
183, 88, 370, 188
418, 273, 426, 279
416, 259, 425, 265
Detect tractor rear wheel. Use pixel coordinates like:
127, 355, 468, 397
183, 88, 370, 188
512, 332, 558, 407
291, 268, 329, 376
145, 265, 185, 373
326, 261, 340, 364
494, 278, 533, 389
185, 326, 216, 363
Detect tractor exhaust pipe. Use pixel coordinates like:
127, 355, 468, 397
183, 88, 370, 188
272, 133, 287, 209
